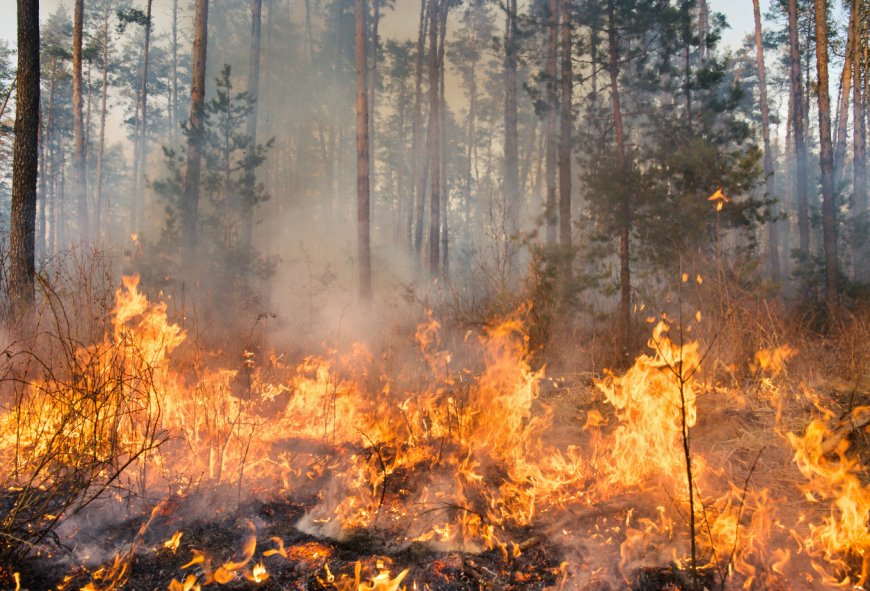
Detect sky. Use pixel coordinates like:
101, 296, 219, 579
0, 0, 768, 51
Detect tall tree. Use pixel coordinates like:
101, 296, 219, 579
182, 0, 209, 266
72, 0, 89, 241
753, 0, 781, 281
133, 0, 153, 233
95, 0, 113, 239
412, 0, 428, 256
788, 0, 810, 254
503, 0, 520, 229
243, 0, 264, 249
558, 0, 572, 250
9, 0, 40, 316
853, 0, 867, 282
544, 0, 559, 244
607, 0, 630, 358
427, 0, 441, 276
814, 0, 838, 312
356, 0, 373, 298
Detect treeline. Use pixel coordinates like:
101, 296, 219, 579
2, 0, 868, 343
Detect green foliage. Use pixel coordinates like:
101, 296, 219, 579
152, 65, 275, 309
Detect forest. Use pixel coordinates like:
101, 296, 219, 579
0, 0, 868, 589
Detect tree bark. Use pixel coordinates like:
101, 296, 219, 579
833, 2, 855, 188
413, 0, 429, 258
788, 0, 810, 254
438, 0, 448, 276
608, 0, 630, 359
558, 0, 572, 250
427, 0, 441, 276
503, 0, 520, 230
134, 0, 154, 233
243, 0, 263, 249
753, 0, 781, 281
183, 0, 209, 266
355, 0, 372, 299
544, 0, 559, 244
813, 0, 838, 313
95, 2, 112, 240
10, 0, 40, 318
172, 0, 179, 144
72, 0, 90, 242
852, 0, 867, 281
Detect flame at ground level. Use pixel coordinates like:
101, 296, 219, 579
0, 277, 867, 590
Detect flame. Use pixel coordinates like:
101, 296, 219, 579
787, 408, 870, 587
330, 562, 409, 591
163, 531, 183, 553
595, 321, 700, 488
3, 276, 866, 589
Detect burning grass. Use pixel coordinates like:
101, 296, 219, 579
0, 276, 868, 590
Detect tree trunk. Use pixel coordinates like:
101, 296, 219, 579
852, 0, 867, 281
355, 0, 372, 300
833, 2, 855, 188
135, 0, 154, 233
427, 0, 441, 277
243, 0, 263, 249
9, 0, 40, 319
753, 0, 780, 281
40, 58, 57, 257
698, 0, 708, 62
437, 0, 448, 277
369, 0, 380, 190
172, 0, 179, 144
788, 0, 810, 254
814, 0, 838, 313
544, 0, 558, 244
72, 0, 90, 242
503, 0, 520, 230
558, 0, 572, 250
412, 0, 429, 257
96, 2, 112, 240
182, 0, 209, 266
608, 0, 630, 359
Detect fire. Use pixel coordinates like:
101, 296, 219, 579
330, 562, 410, 591
163, 531, 183, 553
594, 321, 700, 488
3, 275, 868, 589
787, 406, 870, 587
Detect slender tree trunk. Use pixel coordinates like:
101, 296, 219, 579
183, 0, 209, 266
608, 0, 630, 359
437, 0, 448, 276
172, 0, 179, 144
503, 0, 520, 230
10, 0, 40, 319
753, 0, 781, 281
355, 0, 372, 299
558, 0, 572, 250
243, 0, 263, 249
814, 0, 838, 313
788, 0, 810, 254
135, 0, 154, 233
413, 0, 429, 257
369, 0, 380, 185
544, 0, 559, 244
96, 3, 112, 240
833, 2, 855, 188
72, 0, 90, 242
698, 0, 708, 62
40, 58, 57, 257
427, 0, 441, 276
852, 0, 867, 281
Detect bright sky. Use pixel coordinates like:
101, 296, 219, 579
0, 0, 768, 51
